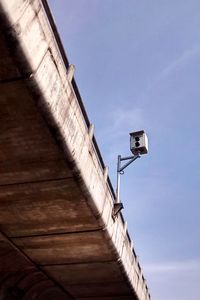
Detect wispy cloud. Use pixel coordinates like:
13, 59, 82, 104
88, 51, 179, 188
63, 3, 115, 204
160, 46, 200, 78
149, 45, 200, 90
100, 106, 146, 139
145, 260, 200, 273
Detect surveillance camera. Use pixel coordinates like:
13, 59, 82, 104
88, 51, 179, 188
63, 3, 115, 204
130, 130, 148, 155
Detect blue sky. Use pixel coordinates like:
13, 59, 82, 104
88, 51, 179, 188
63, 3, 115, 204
48, 1, 200, 299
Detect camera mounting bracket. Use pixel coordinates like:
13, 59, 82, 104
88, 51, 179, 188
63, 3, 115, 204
112, 154, 140, 218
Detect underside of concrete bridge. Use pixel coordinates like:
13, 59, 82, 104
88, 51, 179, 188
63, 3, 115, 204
0, 1, 151, 299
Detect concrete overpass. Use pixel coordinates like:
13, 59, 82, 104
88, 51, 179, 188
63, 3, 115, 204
0, 0, 151, 299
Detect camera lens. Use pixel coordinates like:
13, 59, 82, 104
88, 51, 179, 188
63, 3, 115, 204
135, 136, 140, 141
135, 142, 140, 147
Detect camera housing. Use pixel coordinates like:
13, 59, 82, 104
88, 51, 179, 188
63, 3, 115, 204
130, 130, 148, 155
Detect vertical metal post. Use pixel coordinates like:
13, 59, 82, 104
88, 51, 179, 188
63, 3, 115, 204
116, 155, 121, 203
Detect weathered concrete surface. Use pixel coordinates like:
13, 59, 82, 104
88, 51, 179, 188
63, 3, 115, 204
0, 0, 151, 299
0, 233, 72, 299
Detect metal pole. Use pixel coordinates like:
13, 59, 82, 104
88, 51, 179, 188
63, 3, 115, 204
115, 154, 140, 204
116, 155, 121, 203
